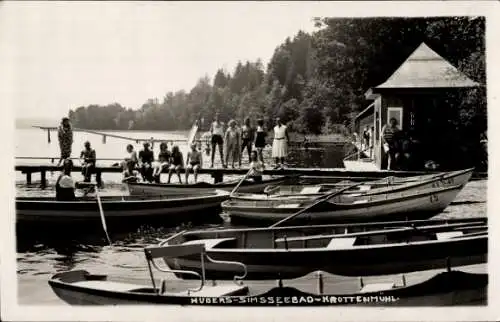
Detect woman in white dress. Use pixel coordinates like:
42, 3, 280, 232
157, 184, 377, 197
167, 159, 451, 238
272, 117, 289, 169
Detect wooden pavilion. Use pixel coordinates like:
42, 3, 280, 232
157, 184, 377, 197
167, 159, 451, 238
345, 42, 481, 171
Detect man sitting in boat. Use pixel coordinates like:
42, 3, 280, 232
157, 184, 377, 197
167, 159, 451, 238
79, 141, 96, 183
381, 117, 401, 170
152, 142, 170, 183
248, 150, 264, 183
56, 159, 76, 201
139, 142, 154, 182
185, 144, 202, 183
167, 145, 184, 184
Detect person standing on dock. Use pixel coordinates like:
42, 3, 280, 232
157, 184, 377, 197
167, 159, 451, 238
253, 118, 267, 163
138, 142, 154, 182
225, 119, 241, 168
272, 117, 289, 169
79, 141, 96, 183
381, 117, 401, 170
57, 117, 73, 166
55, 159, 76, 201
210, 113, 225, 168
168, 145, 184, 183
185, 144, 202, 183
152, 142, 170, 183
239, 117, 255, 167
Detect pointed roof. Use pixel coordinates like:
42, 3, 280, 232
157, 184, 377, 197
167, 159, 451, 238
375, 42, 480, 89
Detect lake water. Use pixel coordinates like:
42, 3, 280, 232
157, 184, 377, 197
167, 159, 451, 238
14, 128, 487, 305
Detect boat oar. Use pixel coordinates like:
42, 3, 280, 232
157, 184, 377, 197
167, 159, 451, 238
230, 169, 253, 197
269, 181, 369, 228
94, 185, 112, 245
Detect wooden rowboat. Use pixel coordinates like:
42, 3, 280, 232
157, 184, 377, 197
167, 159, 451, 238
48, 242, 487, 306
261, 168, 473, 198
223, 184, 464, 224
16, 190, 230, 225
127, 176, 297, 196
160, 217, 487, 280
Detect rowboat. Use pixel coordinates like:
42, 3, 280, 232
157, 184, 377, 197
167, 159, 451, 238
48, 241, 487, 306
159, 217, 487, 280
223, 184, 464, 224
16, 189, 230, 225
262, 168, 473, 198
127, 176, 296, 196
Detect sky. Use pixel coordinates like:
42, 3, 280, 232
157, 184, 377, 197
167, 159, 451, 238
1, 2, 324, 120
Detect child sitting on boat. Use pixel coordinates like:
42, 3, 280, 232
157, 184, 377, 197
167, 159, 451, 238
185, 144, 202, 183
168, 145, 184, 184
152, 142, 170, 183
248, 150, 264, 183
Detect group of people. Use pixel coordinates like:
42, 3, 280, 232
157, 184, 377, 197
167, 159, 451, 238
121, 142, 202, 184
208, 114, 289, 170
55, 114, 291, 187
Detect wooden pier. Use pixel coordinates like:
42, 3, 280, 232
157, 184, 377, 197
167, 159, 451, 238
15, 160, 487, 189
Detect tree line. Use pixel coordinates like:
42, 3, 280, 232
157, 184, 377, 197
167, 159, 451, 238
68, 17, 485, 140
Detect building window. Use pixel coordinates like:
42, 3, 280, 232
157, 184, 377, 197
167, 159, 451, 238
387, 107, 403, 129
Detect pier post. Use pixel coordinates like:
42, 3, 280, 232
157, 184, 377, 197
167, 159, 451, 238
212, 172, 223, 184
26, 172, 32, 185
40, 170, 46, 189
96, 171, 103, 188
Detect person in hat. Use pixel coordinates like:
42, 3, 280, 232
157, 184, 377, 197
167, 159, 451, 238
138, 142, 154, 182
79, 141, 96, 182
57, 117, 73, 166
272, 117, 289, 169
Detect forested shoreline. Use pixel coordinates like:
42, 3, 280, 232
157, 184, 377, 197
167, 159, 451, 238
68, 17, 485, 139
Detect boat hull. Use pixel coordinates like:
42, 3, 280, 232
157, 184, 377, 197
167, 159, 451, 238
48, 267, 487, 306
224, 185, 464, 224
127, 176, 293, 196
16, 191, 229, 225
258, 168, 473, 199
165, 235, 487, 280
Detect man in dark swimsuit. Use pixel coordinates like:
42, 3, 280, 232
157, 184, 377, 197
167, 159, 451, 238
80, 141, 96, 182
139, 142, 154, 182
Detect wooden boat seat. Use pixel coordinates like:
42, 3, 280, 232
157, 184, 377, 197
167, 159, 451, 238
276, 204, 301, 208
73, 280, 145, 292
164, 284, 249, 297
436, 231, 463, 240
326, 237, 357, 249
352, 199, 369, 204
360, 282, 396, 293
300, 186, 322, 194
183, 238, 237, 250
